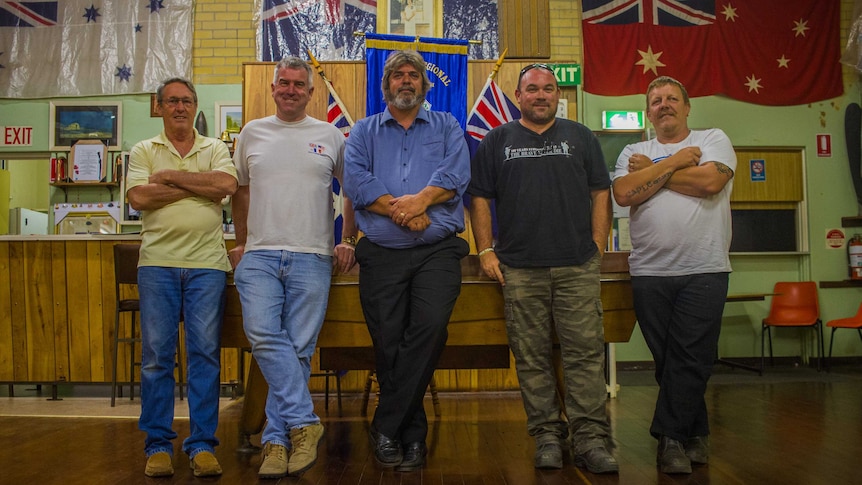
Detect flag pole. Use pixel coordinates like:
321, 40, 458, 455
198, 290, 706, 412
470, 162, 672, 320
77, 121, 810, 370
307, 50, 355, 126
468, 48, 508, 117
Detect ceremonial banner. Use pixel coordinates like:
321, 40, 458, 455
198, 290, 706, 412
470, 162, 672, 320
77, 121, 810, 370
0, 0, 192, 98
258, 0, 377, 61
364, 32, 468, 128
581, 0, 842, 106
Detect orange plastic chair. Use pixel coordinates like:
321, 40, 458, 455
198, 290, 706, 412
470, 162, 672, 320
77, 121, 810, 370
761, 282, 823, 374
825, 302, 862, 370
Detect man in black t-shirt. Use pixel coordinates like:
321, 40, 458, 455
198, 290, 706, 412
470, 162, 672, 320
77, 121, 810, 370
468, 64, 616, 474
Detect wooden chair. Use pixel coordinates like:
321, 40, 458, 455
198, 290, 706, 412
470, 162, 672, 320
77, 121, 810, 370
825, 302, 862, 370
761, 281, 823, 374
111, 244, 184, 406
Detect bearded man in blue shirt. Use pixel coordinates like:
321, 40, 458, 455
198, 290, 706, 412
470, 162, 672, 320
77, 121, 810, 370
344, 50, 471, 473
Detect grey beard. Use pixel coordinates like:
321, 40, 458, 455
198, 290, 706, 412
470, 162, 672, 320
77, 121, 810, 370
388, 91, 424, 110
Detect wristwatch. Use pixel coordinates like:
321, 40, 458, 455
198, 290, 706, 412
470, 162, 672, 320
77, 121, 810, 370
342, 235, 357, 246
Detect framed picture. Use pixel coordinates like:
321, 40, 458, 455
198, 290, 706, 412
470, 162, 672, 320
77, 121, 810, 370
377, 0, 442, 37
49, 101, 122, 151
215, 102, 242, 142
150, 94, 160, 117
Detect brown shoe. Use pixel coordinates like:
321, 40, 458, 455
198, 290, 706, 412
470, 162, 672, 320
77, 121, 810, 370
259, 442, 289, 478
144, 451, 174, 477
189, 451, 223, 477
288, 422, 325, 476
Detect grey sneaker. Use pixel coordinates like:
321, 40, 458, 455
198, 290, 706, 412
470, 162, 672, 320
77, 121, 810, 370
288, 422, 325, 476
574, 446, 619, 474
657, 436, 692, 474
534, 435, 563, 469
259, 442, 289, 478
685, 436, 709, 465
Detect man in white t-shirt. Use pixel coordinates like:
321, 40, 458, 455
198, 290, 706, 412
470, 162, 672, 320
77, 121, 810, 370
229, 56, 357, 479
612, 76, 735, 475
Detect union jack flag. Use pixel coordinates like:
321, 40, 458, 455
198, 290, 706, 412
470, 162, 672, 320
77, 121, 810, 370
465, 79, 520, 153
260, 0, 376, 61
0, 0, 57, 27
582, 0, 714, 27
327, 93, 351, 137
326, 91, 353, 247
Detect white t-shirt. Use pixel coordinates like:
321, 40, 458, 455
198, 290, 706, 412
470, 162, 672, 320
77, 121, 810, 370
233, 115, 345, 256
612, 129, 736, 277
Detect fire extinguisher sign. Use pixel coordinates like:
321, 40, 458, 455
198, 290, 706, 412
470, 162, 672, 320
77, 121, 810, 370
816, 134, 832, 157
826, 228, 845, 249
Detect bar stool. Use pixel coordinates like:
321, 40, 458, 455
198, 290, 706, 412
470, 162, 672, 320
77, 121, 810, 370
111, 244, 184, 406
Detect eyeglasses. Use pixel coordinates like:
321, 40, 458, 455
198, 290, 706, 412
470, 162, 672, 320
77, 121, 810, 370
518, 63, 554, 84
162, 97, 196, 108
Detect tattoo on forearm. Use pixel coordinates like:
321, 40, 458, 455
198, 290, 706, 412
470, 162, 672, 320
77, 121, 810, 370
625, 172, 671, 198
713, 162, 732, 177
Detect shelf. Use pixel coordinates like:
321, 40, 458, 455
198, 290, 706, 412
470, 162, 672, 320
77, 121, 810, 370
819, 280, 862, 289
841, 216, 862, 227
50, 182, 118, 188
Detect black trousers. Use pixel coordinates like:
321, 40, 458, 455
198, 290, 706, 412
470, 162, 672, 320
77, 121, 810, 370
632, 272, 729, 441
355, 235, 468, 443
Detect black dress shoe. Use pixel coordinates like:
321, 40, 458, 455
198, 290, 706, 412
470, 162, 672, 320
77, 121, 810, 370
369, 429, 402, 467
395, 442, 426, 472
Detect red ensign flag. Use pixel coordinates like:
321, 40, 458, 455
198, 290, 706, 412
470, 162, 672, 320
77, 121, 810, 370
581, 0, 843, 106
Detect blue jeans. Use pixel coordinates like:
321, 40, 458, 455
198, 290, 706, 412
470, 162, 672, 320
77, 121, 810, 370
234, 250, 332, 447
137, 266, 226, 458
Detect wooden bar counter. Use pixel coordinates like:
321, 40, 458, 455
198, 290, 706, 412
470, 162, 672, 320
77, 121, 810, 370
0, 236, 634, 397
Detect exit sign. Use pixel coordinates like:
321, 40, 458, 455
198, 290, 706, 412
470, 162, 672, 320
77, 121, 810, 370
602, 111, 645, 130
551, 64, 581, 86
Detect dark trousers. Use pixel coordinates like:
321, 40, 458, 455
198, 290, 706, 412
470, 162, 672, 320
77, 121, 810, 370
632, 272, 729, 442
355, 236, 468, 443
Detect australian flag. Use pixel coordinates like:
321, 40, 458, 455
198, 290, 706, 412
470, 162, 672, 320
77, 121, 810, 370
465, 79, 520, 156
0, 1, 58, 27
581, 0, 842, 105
261, 0, 376, 61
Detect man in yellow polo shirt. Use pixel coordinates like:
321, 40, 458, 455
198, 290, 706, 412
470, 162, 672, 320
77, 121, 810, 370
126, 77, 238, 478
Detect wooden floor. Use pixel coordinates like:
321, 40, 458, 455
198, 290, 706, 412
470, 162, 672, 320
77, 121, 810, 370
1, 365, 861, 485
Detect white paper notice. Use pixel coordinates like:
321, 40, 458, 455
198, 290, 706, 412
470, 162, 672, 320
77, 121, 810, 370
72, 143, 103, 182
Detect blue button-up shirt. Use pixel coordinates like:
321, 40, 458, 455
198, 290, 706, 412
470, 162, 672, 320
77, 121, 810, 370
344, 107, 470, 249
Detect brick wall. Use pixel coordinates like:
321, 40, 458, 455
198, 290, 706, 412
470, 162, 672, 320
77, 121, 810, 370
193, 0, 256, 85
549, 1, 581, 61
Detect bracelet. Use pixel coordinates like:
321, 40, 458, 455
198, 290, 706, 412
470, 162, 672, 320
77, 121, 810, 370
341, 236, 357, 246
478, 247, 495, 257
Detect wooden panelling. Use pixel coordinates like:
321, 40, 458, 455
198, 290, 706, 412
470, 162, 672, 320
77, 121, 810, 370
0, 242, 12, 381
498, 0, 551, 58
731, 147, 804, 202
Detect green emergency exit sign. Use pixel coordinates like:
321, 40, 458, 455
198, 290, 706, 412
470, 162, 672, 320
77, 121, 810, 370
552, 64, 581, 86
